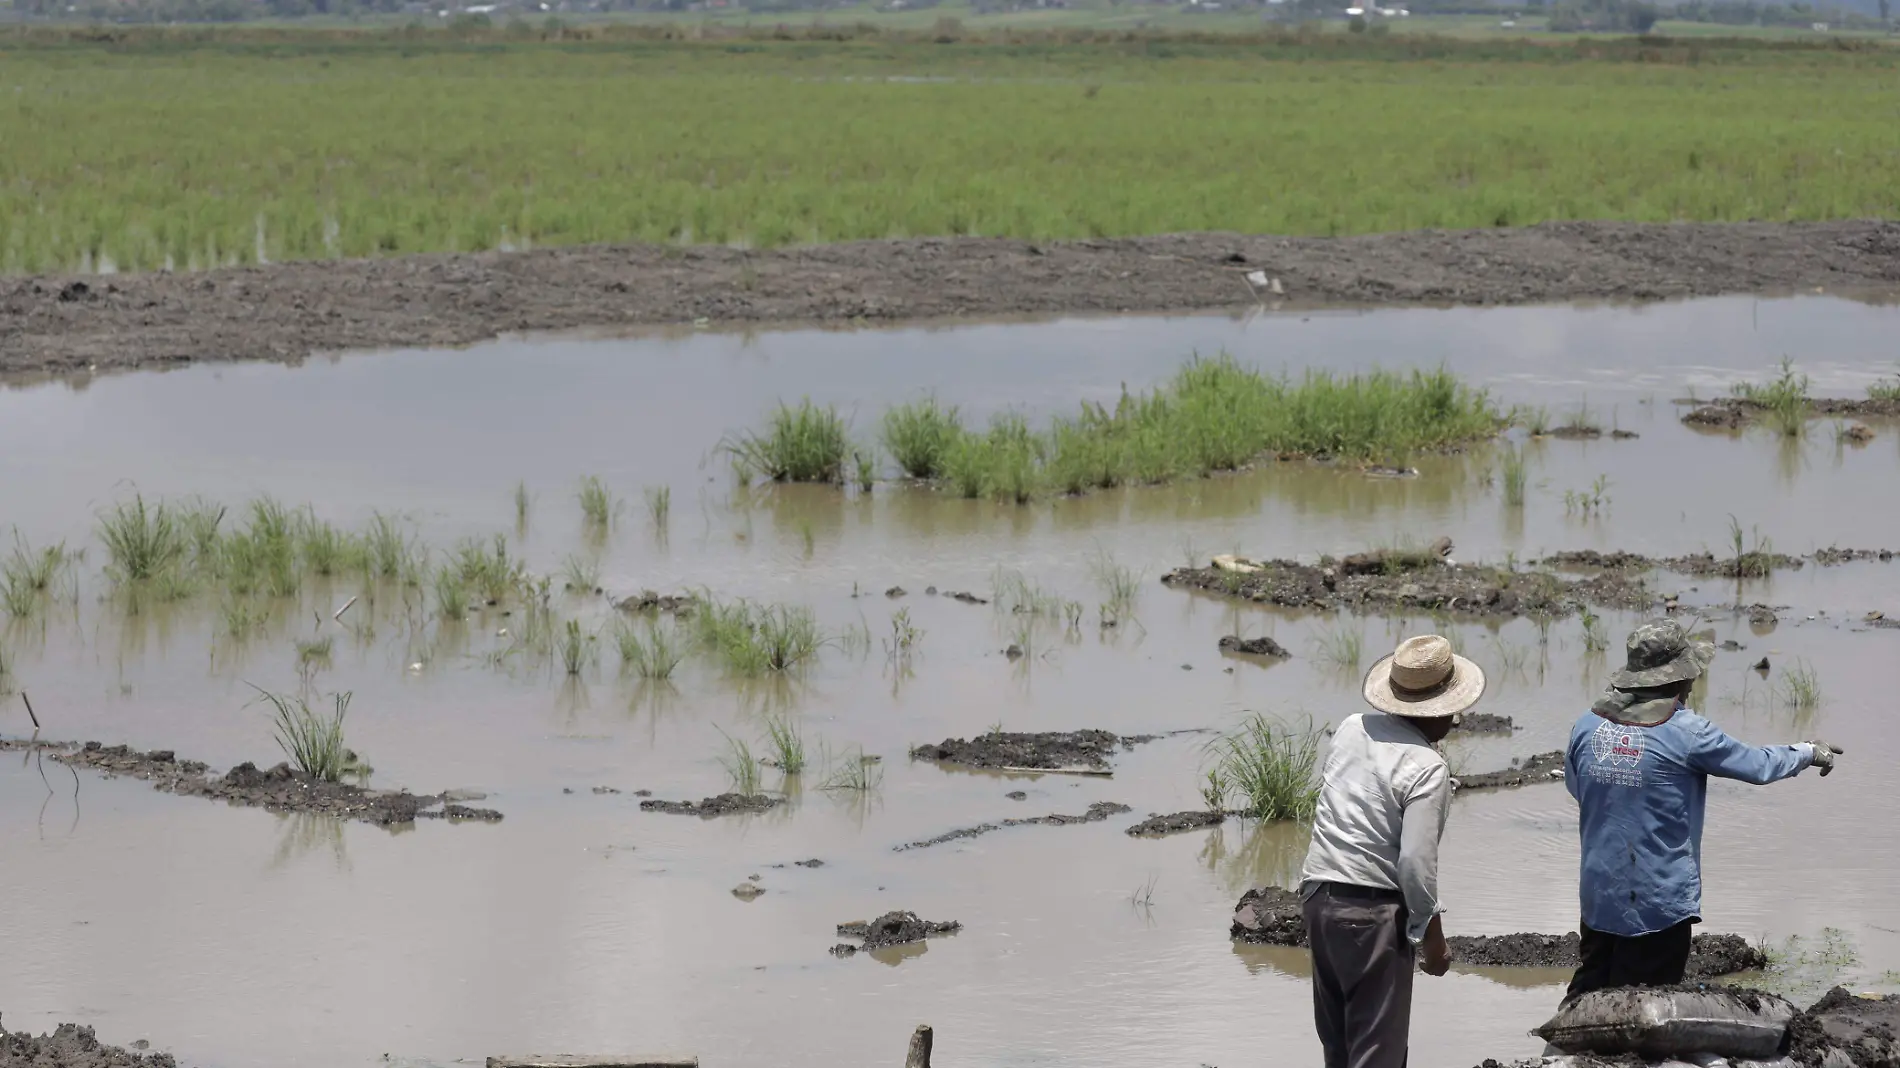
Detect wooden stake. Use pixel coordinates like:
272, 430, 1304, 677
21, 692, 39, 731
904, 1025, 933, 1068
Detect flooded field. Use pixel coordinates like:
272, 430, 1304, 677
2, 294, 1899, 1068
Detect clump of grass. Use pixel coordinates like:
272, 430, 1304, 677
1727, 514, 1775, 579
1868, 372, 1900, 403
722, 400, 849, 483
616, 618, 684, 679
434, 565, 470, 619
1564, 475, 1612, 516
1204, 714, 1322, 821
820, 746, 883, 793
1500, 445, 1527, 507
1200, 766, 1230, 812
992, 568, 1064, 617
762, 713, 807, 775
562, 553, 602, 592
98, 495, 189, 583
2, 536, 69, 617
1781, 659, 1822, 711
644, 485, 670, 532
717, 727, 761, 795
1734, 357, 1810, 438
882, 397, 965, 479
694, 598, 823, 674
1313, 623, 1364, 670
1561, 398, 1598, 433
1090, 552, 1142, 620
854, 449, 876, 493
1580, 608, 1608, 652
514, 480, 531, 525
578, 476, 621, 530
297, 515, 352, 578
253, 687, 352, 782
884, 607, 923, 660
559, 619, 595, 675
1520, 406, 1552, 437
363, 512, 419, 582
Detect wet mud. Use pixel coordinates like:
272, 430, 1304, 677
1453, 713, 1516, 735
1789, 988, 1900, 1068
0, 738, 502, 826
894, 801, 1132, 851
1233, 889, 1761, 980
1126, 810, 1227, 837
1217, 635, 1291, 658
638, 793, 782, 817
1453, 751, 1566, 791
1161, 558, 1653, 618
0, 1023, 176, 1068
831, 911, 961, 957
8, 221, 1900, 376
1682, 396, 1900, 431
1446, 932, 1764, 976
909, 730, 1155, 773
613, 590, 696, 615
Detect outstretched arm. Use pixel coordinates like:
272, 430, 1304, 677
1397, 762, 1452, 946
1684, 717, 1813, 784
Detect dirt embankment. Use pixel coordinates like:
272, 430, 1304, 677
5, 221, 1900, 376
1684, 396, 1900, 430
0, 739, 501, 826
0, 1024, 175, 1068
1455, 751, 1567, 791
639, 792, 781, 817
895, 801, 1132, 851
1162, 557, 1653, 618
831, 912, 961, 958
909, 730, 1157, 774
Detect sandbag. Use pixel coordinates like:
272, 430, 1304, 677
1534, 987, 1798, 1060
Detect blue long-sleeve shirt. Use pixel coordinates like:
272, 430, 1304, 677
1566, 707, 1813, 937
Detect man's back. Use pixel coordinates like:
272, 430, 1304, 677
1303, 712, 1448, 894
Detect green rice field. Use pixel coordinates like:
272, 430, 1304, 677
1, 26, 1897, 273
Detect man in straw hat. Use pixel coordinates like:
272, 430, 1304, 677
1299, 633, 1481, 1068
1564, 618, 1843, 1000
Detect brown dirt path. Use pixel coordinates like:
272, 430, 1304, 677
4, 221, 1899, 375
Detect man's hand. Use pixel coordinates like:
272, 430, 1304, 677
1422, 914, 1452, 977
1805, 739, 1845, 777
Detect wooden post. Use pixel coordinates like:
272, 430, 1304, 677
904, 1025, 933, 1068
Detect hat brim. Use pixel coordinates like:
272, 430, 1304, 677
1609, 640, 1714, 690
1362, 652, 1486, 719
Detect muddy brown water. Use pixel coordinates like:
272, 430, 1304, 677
2, 295, 1899, 1068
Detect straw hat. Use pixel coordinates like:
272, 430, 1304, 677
1362, 634, 1486, 719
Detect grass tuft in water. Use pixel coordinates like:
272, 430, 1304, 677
254, 686, 352, 782
562, 553, 602, 593
1727, 514, 1775, 579
717, 727, 761, 796
644, 485, 670, 532
1204, 713, 1322, 821
694, 599, 824, 675
2, 536, 70, 617
1781, 659, 1822, 711
820, 746, 882, 793
723, 400, 849, 483
1734, 357, 1810, 438
1868, 372, 1900, 403
1580, 608, 1609, 652
514, 480, 531, 526
882, 397, 965, 479
434, 565, 470, 619
1312, 623, 1364, 670
616, 618, 684, 679
558, 619, 595, 676
1090, 551, 1142, 620
578, 476, 621, 530
295, 634, 335, 668
1500, 445, 1527, 507
98, 495, 189, 584
363, 512, 420, 582
762, 713, 807, 775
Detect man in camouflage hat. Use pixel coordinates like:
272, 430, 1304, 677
1564, 618, 1843, 999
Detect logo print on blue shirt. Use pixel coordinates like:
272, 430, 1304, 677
1587, 720, 1648, 787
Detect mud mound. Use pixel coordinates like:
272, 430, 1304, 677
638, 793, 781, 817
1789, 988, 1900, 1068
14, 221, 1900, 378
1230, 886, 1308, 946
1681, 396, 1900, 431
895, 801, 1131, 851
1218, 635, 1290, 658
1446, 931, 1764, 976
0, 1023, 176, 1068
909, 730, 1154, 772
1453, 713, 1515, 735
614, 590, 695, 615
831, 911, 961, 957
1161, 557, 1652, 617
1815, 547, 1900, 566
0, 739, 501, 826
1453, 751, 1565, 791
1126, 810, 1226, 837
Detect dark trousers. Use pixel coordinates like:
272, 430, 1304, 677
1303, 882, 1415, 1068
1564, 918, 1695, 1000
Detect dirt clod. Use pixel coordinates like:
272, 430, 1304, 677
835, 911, 961, 953
0, 1023, 176, 1068
1126, 810, 1226, 837
614, 590, 695, 615
910, 729, 1153, 773
639, 793, 781, 817
1789, 987, 1900, 1068
1452, 751, 1565, 791
895, 801, 1132, 851
946, 590, 988, 605
1218, 635, 1291, 658
0, 740, 501, 826
1452, 713, 1515, 735
1230, 886, 1308, 946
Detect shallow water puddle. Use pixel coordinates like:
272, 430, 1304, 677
0, 295, 1898, 1068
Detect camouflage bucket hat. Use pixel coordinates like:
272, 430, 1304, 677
1609, 618, 1715, 689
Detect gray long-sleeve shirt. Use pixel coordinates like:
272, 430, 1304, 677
1299, 712, 1453, 945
